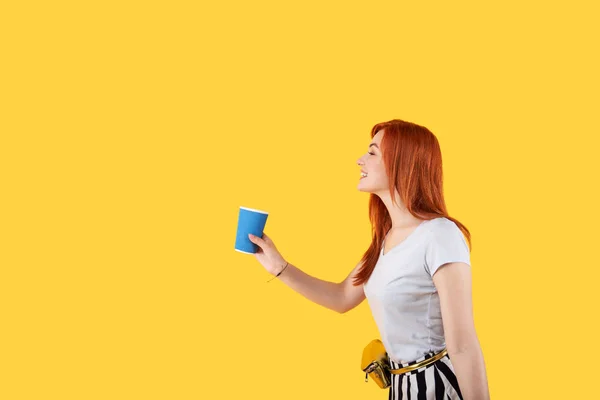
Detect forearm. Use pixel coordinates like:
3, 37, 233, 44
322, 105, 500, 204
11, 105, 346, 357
274, 262, 345, 313
448, 341, 490, 400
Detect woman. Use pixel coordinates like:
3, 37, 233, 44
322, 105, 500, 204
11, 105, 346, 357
248, 119, 490, 399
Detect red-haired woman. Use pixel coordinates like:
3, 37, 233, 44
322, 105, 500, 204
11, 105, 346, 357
248, 119, 490, 399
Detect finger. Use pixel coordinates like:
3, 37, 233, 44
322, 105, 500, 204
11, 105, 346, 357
248, 233, 264, 247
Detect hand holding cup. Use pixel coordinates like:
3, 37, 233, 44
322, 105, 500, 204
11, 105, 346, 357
248, 232, 287, 276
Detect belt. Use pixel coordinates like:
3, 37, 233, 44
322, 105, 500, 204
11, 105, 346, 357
389, 348, 448, 375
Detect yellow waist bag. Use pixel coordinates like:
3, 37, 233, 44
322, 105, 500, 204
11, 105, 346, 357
361, 339, 448, 389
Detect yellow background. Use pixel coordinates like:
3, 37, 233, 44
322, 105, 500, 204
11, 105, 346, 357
1, 1, 598, 399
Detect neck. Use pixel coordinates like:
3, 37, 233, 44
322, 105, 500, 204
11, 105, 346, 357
376, 189, 423, 229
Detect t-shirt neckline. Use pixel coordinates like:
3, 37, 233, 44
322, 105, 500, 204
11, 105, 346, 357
381, 219, 430, 257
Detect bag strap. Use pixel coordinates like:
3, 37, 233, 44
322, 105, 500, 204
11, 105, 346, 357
389, 348, 447, 375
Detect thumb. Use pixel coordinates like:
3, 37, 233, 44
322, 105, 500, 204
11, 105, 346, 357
248, 233, 263, 245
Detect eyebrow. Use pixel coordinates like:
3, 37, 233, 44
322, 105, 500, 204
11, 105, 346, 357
369, 143, 379, 149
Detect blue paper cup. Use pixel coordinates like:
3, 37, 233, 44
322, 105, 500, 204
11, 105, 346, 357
235, 206, 269, 254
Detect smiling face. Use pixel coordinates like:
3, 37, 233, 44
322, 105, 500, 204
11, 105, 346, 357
357, 129, 389, 194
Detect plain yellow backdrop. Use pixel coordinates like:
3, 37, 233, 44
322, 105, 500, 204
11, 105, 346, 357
1, 1, 599, 399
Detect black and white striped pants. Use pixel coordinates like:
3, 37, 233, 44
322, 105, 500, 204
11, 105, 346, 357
388, 350, 463, 400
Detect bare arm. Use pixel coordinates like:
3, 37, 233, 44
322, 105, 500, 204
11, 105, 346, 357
338, 261, 367, 313
276, 261, 366, 314
248, 232, 366, 314
433, 262, 490, 399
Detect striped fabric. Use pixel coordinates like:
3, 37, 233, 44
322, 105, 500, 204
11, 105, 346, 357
388, 351, 463, 400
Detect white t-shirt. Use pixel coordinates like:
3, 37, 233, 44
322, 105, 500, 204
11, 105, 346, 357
363, 217, 471, 363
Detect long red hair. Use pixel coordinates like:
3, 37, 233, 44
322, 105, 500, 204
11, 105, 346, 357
352, 119, 471, 286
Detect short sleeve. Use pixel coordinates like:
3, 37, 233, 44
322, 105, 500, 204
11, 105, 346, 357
424, 221, 471, 277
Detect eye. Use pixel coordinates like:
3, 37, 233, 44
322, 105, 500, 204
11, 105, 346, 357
368, 152, 375, 156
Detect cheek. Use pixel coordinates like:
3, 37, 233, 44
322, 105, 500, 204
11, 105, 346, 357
373, 169, 387, 182
372, 165, 383, 176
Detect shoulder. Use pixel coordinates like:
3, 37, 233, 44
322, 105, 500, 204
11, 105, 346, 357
423, 217, 456, 233
423, 217, 466, 243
